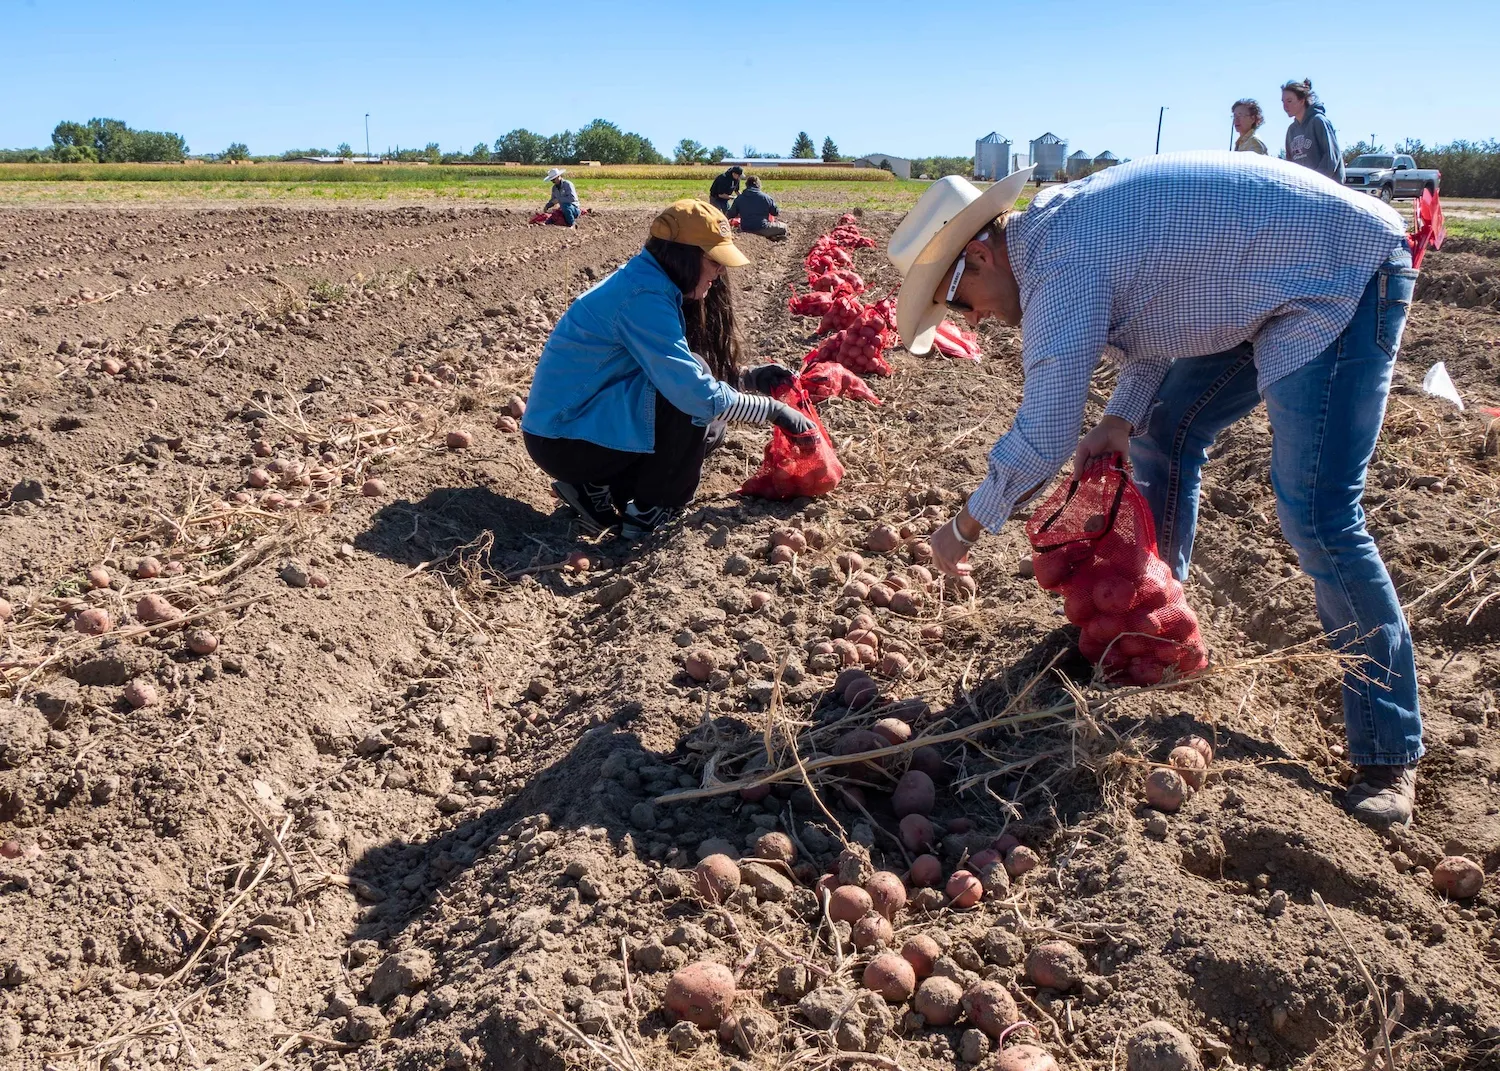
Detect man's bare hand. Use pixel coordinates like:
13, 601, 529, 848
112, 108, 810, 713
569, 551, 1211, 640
1073, 416, 1132, 476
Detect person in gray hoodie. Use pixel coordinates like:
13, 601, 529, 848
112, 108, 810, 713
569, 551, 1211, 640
1281, 79, 1344, 183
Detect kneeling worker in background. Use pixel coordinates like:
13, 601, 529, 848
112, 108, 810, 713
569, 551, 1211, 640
522, 200, 811, 540
886, 153, 1422, 828
709, 165, 743, 215
542, 168, 581, 226
731, 176, 788, 242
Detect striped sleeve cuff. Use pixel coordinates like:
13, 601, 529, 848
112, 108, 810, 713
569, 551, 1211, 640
1103, 356, 1172, 432
721, 389, 776, 425
966, 431, 1061, 533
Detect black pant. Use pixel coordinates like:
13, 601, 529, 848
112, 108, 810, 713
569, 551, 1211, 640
524, 394, 709, 510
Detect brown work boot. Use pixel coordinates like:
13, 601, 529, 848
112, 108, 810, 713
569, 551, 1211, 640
1345, 764, 1416, 829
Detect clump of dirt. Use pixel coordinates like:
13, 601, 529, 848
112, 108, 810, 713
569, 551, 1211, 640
1, 203, 1497, 1071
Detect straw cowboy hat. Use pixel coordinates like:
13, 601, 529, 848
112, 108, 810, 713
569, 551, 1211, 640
887, 167, 1034, 355
545, 168, 567, 182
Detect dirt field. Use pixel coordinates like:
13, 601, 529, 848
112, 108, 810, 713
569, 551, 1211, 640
1, 203, 1498, 1071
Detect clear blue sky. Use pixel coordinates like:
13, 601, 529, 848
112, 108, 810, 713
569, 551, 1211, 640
2, 0, 1496, 161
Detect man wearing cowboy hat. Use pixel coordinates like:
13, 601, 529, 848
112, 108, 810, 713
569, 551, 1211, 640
543, 167, 580, 226
887, 151, 1423, 828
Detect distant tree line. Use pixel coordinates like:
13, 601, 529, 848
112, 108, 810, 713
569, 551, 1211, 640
913, 156, 974, 179
0, 118, 878, 169
0, 118, 189, 162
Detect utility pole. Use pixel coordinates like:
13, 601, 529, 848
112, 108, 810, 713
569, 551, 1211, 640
1155, 107, 1168, 154
365, 114, 371, 161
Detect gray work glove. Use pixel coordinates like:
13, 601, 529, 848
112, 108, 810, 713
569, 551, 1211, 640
741, 363, 796, 395
770, 402, 817, 439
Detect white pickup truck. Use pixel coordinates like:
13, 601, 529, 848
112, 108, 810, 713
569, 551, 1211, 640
1343, 154, 1441, 203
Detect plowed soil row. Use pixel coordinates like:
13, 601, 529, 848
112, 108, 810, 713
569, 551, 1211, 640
1, 205, 1498, 1071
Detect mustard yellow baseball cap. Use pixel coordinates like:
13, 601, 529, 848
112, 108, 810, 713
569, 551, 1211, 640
650, 200, 750, 267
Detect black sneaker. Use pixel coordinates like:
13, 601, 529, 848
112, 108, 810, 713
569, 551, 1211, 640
1345, 764, 1416, 829
620, 502, 683, 541
551, 481, 620, 536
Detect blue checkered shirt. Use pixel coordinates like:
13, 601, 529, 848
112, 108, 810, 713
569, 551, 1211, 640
966, 151, 1407, 532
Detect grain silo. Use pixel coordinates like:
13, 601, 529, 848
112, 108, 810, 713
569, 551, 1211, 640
1093, 151, 1119, 168
1029, 132, 1067, 182
1065, 150, 1093, 178
974, 132, 1012, 181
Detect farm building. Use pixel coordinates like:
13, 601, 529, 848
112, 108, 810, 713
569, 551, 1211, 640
1093, 151, 1120, 168
1029, 133, 1067, 181
290, 156, 382, 164
852, 154, 913, 179
1065, 150, 1093, 178
974, 132, 1012, 181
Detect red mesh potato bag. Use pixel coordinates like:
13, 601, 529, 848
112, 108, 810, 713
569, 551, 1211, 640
738, 384, 845, 500
817, 291, 864, 335
1026, 455, 1208, 683
835, 307, 895, 376
798, 362, 881, 406
788, 286, 837, 317
808, 268, 866, 293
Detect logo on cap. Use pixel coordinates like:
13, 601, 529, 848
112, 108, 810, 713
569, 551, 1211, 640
717, 221, 731, 238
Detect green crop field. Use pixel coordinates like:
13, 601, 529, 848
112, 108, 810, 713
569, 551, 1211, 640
0, 163, 937, 211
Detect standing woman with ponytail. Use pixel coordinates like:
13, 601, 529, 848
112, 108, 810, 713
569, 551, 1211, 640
1282, 79, 1345, 183
522, 200, 808, 540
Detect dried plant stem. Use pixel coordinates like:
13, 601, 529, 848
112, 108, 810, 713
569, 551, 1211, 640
1313, 891, 1397, 1071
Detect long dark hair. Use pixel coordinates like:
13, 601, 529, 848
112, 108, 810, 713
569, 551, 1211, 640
644, 236, 742, 383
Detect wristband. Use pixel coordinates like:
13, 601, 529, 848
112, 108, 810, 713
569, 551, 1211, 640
949, 517, 979, 548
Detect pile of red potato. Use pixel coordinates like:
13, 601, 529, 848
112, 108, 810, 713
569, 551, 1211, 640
671, 831, 1065, 1070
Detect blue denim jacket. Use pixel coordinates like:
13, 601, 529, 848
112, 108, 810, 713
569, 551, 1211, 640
521, 249, 733, 452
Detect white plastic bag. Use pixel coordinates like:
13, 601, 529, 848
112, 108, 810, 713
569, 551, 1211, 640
1421, 362, 1464, 411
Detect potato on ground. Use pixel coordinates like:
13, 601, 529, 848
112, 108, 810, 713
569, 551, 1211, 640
1144, 767, 1188, 812
962, 980, 1021, 1038
1433, 856, 1484, 899
851, 912, 894, 950
1025, 941, 1087, 991
1168, 745, 1208, 790
684, 648, 717, 683
754, 832, 795, 865
1125, 1019, 1202, 1071
990, 1044, 1061, 1071
901, 934, 941, 978
947, 870, 983, 908
1004, 845, 1040, 878
900, 814, 936, 853
863, 951, 917, 1002
135, 593, 181, 625
908, 854, 942, 887
1176, 734, 1214, 764
75, 608, 113, 636
828, 885, 873, 923
865, 871, 907, 918
892, 769, 935, 818
664, 961, 736, 1029
694, 854, 740, 903
871, 717, 911, 745
913, 975, 963, 1026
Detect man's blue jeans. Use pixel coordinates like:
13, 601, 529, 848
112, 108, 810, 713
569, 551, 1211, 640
1129, 248, 1423, 767
559, 203, 581, 226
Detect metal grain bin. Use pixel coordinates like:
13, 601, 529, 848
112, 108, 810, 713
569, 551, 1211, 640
1030, 133, 1067, 182
974, 132, 1012, 181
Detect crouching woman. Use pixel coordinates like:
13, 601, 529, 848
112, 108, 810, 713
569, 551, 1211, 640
522, 200, 810, 540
